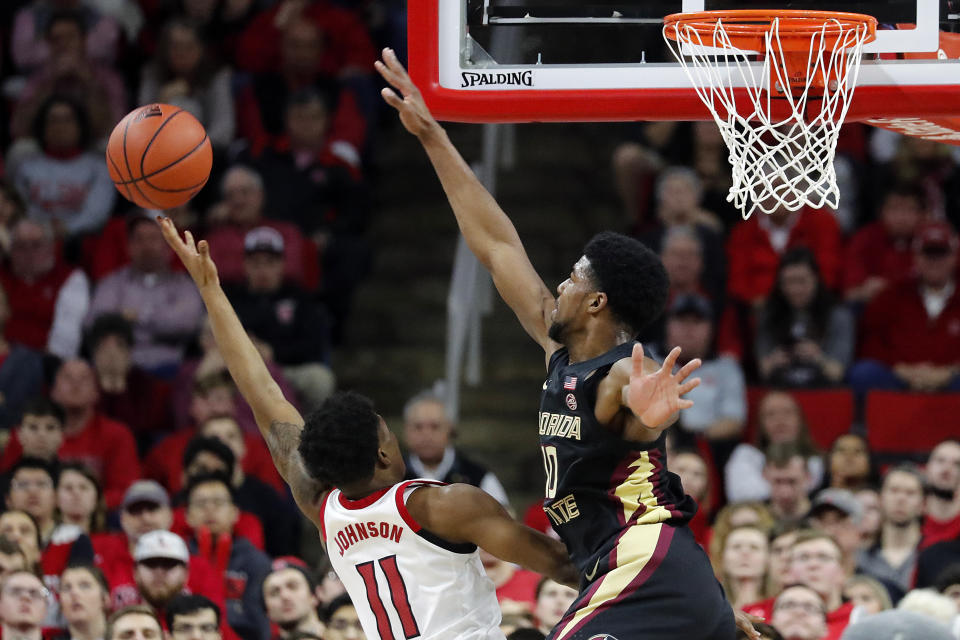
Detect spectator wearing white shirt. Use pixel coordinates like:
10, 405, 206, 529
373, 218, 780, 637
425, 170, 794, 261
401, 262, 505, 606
725, 391, 824, 504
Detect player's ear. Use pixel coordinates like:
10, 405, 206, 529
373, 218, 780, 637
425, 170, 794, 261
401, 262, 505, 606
588, 292, 607, 314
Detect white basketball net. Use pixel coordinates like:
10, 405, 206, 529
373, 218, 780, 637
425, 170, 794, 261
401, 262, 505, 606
663, 17, 872, 218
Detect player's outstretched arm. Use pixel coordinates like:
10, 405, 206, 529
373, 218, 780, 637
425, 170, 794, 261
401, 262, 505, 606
595, 344, 701, 442
406, 484, 579, 588
376, 48, 558, 354
158, 217, 327, 528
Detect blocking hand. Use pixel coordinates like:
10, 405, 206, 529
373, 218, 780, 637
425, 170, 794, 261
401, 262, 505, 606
625, 344, 701, 428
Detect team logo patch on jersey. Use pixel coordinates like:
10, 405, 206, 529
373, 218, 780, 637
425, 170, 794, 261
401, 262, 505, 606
565, 393, 577, 411
588, 635, 620, 640
563, 376, 578, 390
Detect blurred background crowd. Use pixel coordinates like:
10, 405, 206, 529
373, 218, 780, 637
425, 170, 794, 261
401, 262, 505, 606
0, 1, 957, 639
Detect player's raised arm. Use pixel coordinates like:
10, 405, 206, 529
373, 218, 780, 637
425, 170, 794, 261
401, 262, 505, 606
406, 483, 579, 588
376, 48, 559, 354
158, 217, 327, 527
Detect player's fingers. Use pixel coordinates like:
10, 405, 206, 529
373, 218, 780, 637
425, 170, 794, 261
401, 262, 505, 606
675, 358, 702, 381
381, 87, 404, 109
662, 346, 681, 372
631, 343, 645, 377
677, 398, 695, 410
678, 378, 701, 396
197, 239, 211, 259
374, 59, 400, 86
183, 230, 197, 253
157, 217, 186, 251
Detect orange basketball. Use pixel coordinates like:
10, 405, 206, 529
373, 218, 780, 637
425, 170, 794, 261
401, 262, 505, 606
106, 104, 213, 210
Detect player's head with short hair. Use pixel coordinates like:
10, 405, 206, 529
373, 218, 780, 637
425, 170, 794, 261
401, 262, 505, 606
299, 391, 404, 489
549, 232, 668, 342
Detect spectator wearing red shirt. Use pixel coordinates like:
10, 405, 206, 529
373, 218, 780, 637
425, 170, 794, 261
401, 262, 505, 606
0, 360, 140, 510
87, 313, 174, 453
235, 0, 376, 79
204, 166, 317, 290
0, 219, 89, 358
850, 221, 960, 395
147, 370, 285, 495
131, 530, 235, 640
172, 436, 266, 551
196, 417, 300, 557
726, 207, 842, 306
843, 183, 926, 305
235, 18, 367, 162
92, 481, 226, 616
922, 440, 960, 549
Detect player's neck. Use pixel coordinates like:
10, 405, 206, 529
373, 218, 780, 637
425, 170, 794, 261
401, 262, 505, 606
565, 325, 632, 364
339, 472, 403, 500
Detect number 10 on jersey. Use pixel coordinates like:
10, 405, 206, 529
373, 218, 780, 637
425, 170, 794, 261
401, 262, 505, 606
541, 445, 558, 499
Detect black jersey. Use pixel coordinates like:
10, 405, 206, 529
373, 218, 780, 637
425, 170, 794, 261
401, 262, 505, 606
539, 342, 697, 574
539, 342, 733, 640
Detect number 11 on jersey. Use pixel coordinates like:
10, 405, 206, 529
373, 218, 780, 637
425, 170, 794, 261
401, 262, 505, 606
356, 555, 420, 639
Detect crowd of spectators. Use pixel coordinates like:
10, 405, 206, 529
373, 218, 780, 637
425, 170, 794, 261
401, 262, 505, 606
0, 1, 958, 639
0, 1, 404, 639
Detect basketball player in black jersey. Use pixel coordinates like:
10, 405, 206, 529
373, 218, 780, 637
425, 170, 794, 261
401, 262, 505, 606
378, 49, 760, 640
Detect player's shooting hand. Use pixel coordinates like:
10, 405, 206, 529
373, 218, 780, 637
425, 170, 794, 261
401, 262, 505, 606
375, 47, 441, 140
626, 344, 700, 428
157, 216, 220, 291
733, 608, 764, 640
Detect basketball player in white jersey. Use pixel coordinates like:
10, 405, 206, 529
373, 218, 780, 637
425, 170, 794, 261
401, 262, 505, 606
158, 217, 578, 640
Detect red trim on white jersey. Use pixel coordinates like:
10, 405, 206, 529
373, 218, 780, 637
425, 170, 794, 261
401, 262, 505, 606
338, 486, 391, 510
394, 479, 447, 533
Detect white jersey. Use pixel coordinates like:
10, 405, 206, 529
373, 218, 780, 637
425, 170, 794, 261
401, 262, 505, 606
320, 479, 505, 640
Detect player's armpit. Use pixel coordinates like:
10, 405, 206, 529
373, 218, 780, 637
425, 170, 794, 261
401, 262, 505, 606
407, 484, 578, 588
265, 420, 329, 531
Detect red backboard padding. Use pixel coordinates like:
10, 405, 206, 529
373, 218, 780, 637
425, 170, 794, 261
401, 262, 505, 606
745, 387, 855, 450
865, 392, 960, 453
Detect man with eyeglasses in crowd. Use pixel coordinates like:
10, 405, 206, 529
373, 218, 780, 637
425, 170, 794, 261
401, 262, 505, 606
769, 584, 828, 640
182, 473, 270, 640
321, 595, 362, 640
165, 594, 221, 640
788, 530, 857, 640
0, 570, 54, 640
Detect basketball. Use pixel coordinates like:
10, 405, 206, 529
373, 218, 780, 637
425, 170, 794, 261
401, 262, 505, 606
105, 103, 213, 210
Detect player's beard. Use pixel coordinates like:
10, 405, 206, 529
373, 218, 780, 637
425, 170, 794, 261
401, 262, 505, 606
547, 320, 567, 343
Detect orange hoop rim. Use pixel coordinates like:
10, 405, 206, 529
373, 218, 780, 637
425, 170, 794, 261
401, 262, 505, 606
664, 9, 878, 49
